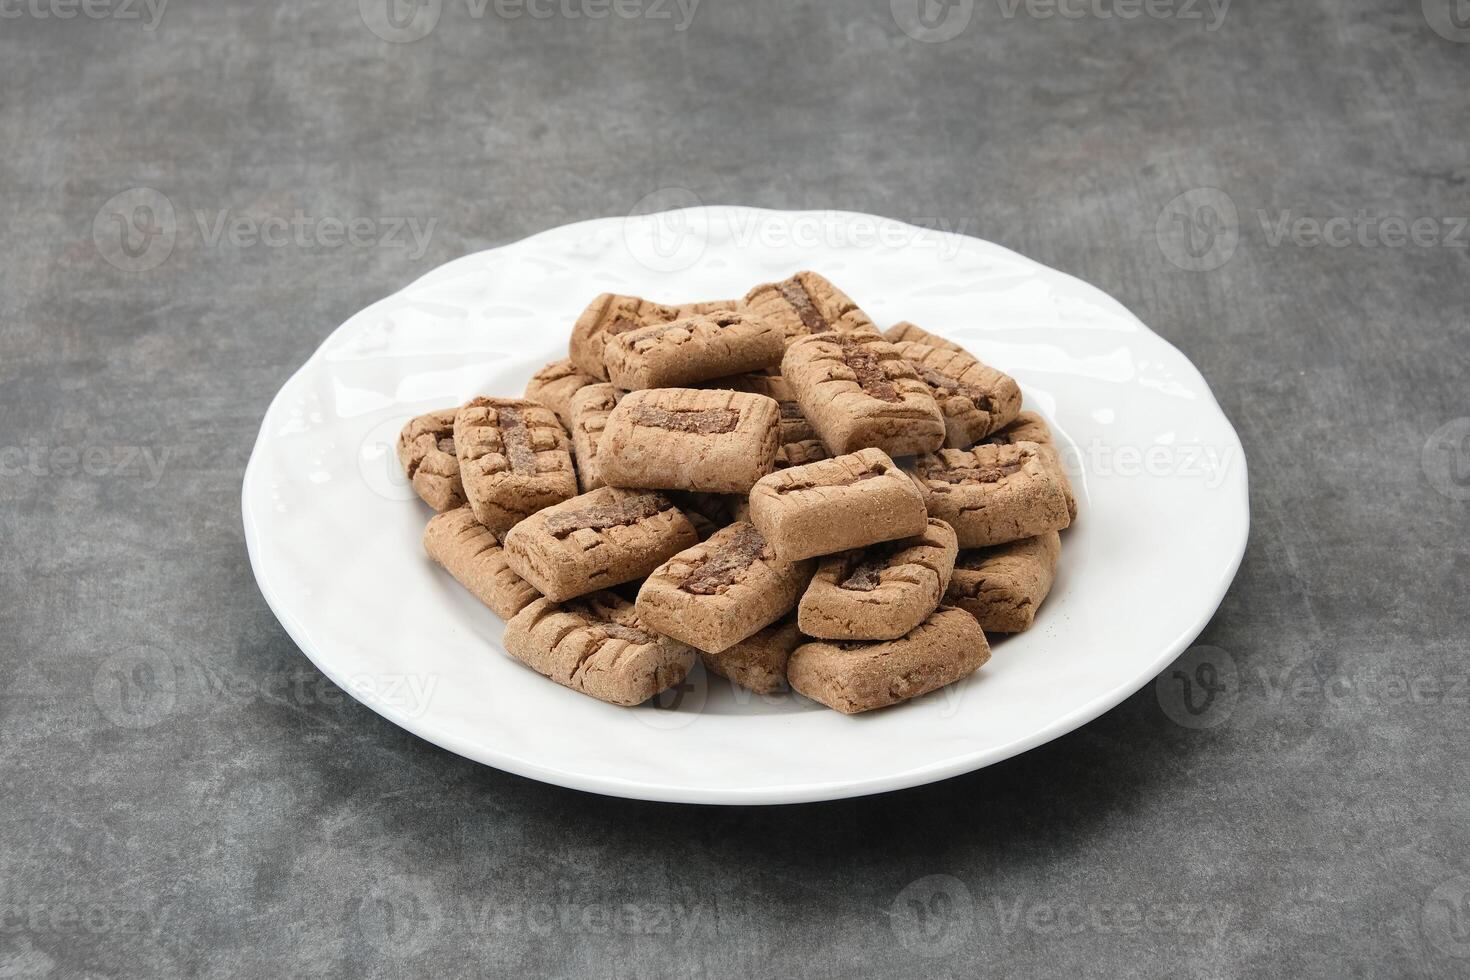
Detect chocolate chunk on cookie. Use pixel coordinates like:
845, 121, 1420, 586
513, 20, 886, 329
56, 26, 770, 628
946, 531, 1061, 634
699, 372, 818, 444
783, 331, 945, 457
636, 522, 815, 654
569, 293, 738, 380
798, 519, 958, 640
700, 615, 802, 695
523, 358, 598, 429
503, 592, 695, 706
982, 410, 1078, 520
501, 486, 699, 601
604, 310, 784, 390
882, 321, 967, 353
906, 442, 1071, 548
422, 506, 540, 619
397, 407, 466, 512
454, 397, 578, 535
743, 271, 877, 343
598, 388, 780, 493
893, 341, 1022, 448
787, 606, 991, 714
568, 383, 620, 492
748, 447, 929, 561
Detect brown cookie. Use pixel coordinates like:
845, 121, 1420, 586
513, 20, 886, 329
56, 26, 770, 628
523, 359, 599, 429
906, 442, 1071, 548
699, 615, 801, 695
893, 341, 1023, 448
503, 592, 695, 706
787, 606, 991, 714
748, 447, 929, 561
982, 410, 1078, 520
454, 397, 578, 536
501, 486, 699, 602
775, 439, 830, 469
597, 388, 780, 493
396, 408, 466, 512
635, 522, 815, 654
568, 383, 620, 493
742, 271, 877, 343
882, 321, 966, 353
699, 372, 818, 444
797, 519, 958, 641
946, 531, 1061, 634
422, 506, 540, 619
604, 310, 784, 390
783, 331, 945, 457
569, 293, 738, 380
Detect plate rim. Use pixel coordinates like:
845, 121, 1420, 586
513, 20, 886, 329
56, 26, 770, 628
241, 205, 1250, 805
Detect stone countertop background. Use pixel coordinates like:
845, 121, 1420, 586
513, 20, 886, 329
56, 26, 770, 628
2, 1, 1468, 977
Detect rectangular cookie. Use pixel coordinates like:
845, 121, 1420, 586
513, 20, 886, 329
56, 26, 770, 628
742, 271, 876, 343
454, 397, 579, 535
787, 606, 992, 715
501, 486, 699, 601
797, 518, 958, 641
503, 592, 695, 706
892, 341, 1023, 448
748, 447, 929, 561
783, 331, 945, 457
882, 321, 966, 353
597, 388, 780, 493
700, 615, 801, 695
635, 522, 815, 653
568, 383, 620, 493
905, 442, 1071, 548
604, 310, 784, 390
982, 410, 1078, 520
569, 293, 738, 380
422, 506, 540, 619
946, 531, 1061, 634
775, 439, 830, 469
397, 407, 466, 512
523, 358, 598, 429
701, 372, 818, 444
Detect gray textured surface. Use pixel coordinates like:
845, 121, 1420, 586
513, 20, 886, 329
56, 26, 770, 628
3, 0, 1468, 976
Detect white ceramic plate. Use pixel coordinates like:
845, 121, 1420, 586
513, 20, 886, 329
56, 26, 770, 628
242, 207, 1248, 805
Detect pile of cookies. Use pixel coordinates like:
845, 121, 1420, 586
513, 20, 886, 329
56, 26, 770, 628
398, 272, 1075, 714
